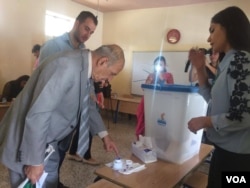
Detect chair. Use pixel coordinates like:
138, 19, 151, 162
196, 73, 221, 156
103, 96, 115, 129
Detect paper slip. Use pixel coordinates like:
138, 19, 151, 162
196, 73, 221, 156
36, 172, 48, 188
18, 145, 55, 188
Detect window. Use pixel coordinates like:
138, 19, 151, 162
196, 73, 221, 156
45, 10, 74, 37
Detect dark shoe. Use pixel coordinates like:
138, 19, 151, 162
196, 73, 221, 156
67, 154, 83, 162
82, 158, 100, 166
58, 182, 69, 188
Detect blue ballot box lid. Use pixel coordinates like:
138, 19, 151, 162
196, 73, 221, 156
141, 84, 199, 93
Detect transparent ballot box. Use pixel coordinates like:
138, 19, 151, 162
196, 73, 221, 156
142, 84, 207, 164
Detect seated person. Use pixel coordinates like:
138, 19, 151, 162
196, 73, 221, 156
32, 44, 41, 70
102, 80, 111, 99
135, 56, 174, 140
95, 81, 105, 109
1, 75, 30, 102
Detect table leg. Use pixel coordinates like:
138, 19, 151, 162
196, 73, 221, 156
113, 100, 120, 123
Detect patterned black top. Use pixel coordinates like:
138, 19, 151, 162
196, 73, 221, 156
200, 50, 250, 153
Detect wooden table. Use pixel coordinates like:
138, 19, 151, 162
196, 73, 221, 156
95, 144, 213, 188
0, 102, 11, 121
104, 96, 141, 123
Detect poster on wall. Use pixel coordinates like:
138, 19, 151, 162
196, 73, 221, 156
131, 51, 190, 95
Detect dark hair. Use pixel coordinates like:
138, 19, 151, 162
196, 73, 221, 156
32, 44, 41, 53
1, 75, 30, 101
153, 56, 167, 72
205, 48, 212, 56
205, 48, 225, 62
76, 11, 98, 26
16, 75, 30, 83
102, 81, 112, 98
154, 56, 166, 65
218, 52, 225, 62
211, 6, 250, 52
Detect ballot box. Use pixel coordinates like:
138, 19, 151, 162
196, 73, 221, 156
142, 84, 208, 164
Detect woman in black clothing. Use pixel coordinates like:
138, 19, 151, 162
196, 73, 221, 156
1, 75, 29, 102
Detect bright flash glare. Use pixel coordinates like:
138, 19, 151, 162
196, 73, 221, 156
155, 64, 161, 72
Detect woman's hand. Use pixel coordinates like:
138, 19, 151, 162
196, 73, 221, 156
188, 116, 212, 134
189, 48, 206, 70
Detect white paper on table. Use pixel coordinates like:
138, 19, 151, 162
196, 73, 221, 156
118, 162, 146, 175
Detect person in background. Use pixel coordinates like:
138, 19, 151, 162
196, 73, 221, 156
189, 49, 223, 87
67, 81, 106, 166
135, 56, 174, 140
32, 44, 41, 70
0, 44, 124, 188
38, 11, 98, 188
205, 48, 220, 83
205, 49, 219, 76
95, 81, 106, 110
145, 56, 174, 85
102, 80, 112, 99
1, 75, 30, 102
38, 11, 97, 65
188, 6, 250, 188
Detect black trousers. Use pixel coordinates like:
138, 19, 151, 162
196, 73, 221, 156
68, 125, 92, 159
207, 145, 250, 188
58, 131, 74, 170
57, 124, 92, 185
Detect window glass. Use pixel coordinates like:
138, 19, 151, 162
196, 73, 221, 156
45, 10, 74, 37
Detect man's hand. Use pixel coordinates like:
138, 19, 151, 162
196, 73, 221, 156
24, 164, 44, 184
102, 135, 119, 156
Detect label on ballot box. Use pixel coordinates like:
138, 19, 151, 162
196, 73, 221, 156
142, 84, 208, 164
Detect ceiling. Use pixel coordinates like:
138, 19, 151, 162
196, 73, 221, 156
72, 0, 224, 13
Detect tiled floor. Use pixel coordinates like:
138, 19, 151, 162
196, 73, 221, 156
0, 112, 137, 188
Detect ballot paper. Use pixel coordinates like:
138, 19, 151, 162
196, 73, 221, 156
18, 145, 55, 188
